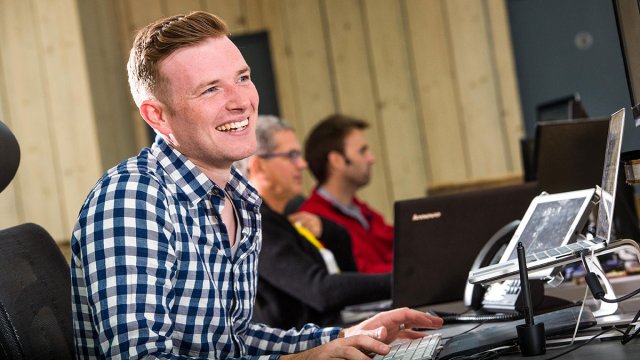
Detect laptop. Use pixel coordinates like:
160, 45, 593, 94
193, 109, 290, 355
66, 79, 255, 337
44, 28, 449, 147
468, 108, 626, 284
391, 182, 540, 308
497, 188, 597, 280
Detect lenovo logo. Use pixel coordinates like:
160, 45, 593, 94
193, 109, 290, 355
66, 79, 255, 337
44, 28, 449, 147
411, 212, 442, 221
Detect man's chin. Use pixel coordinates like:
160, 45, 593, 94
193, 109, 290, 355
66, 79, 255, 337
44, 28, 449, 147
233, 145, 258, 161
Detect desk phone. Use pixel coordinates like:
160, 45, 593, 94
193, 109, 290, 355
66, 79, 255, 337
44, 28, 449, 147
480, 278, 545, 313
464, 220, 546, 314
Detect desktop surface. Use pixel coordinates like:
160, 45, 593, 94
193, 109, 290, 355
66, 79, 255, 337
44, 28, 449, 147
493, 334, 640, 359
415, 271, 640, 359
420, 301, 639, 359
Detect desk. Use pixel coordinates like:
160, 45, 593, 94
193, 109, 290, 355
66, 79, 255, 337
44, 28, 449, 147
434, 319, 640, 359
418, 284, 640, 360
344, 275, 640, 358
499, 338, 640, 359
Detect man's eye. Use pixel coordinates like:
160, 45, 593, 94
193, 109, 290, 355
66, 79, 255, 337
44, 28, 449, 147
239, 75, 251, 82
202, 87, 218, 95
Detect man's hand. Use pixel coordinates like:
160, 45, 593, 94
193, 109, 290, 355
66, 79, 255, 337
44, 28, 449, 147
281, 308, 443, 359
280, 334, 390, 360
343, 307, 443, 343
289, 211, 323, 238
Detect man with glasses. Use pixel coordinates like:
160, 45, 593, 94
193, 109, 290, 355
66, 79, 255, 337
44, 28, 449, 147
301, 114, 394, 274
239, 115, 391, 329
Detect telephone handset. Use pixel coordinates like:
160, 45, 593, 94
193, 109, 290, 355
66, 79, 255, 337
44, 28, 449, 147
464, 220, 546, 314
464, 220, 520, 310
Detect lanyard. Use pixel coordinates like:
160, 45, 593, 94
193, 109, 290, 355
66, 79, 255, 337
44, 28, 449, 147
293, 223, 341, 274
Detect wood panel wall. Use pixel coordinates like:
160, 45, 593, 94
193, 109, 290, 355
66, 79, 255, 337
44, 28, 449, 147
0, 0, 523, 242
0, 0, 102, 241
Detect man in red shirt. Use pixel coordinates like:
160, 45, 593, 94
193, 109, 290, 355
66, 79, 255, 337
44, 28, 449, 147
300, 114, 394, 273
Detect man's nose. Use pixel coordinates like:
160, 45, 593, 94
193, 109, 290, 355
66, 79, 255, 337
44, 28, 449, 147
296, 157, 308, 169
367, 151, 376, 164
225, 86, 251, 110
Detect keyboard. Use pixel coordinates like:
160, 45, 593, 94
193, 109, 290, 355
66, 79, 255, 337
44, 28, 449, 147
373, 333, 442, 360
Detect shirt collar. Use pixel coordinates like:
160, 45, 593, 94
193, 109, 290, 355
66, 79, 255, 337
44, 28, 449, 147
150, 136, 261, 210
317, 186, 369, 230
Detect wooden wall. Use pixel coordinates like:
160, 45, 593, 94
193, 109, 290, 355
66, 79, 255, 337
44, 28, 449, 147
0, 0, 102, 241
0, 0, 523, 242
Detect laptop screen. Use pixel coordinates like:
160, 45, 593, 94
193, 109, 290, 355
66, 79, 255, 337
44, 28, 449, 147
392, 183, 539, 308
595, 108, 625, 243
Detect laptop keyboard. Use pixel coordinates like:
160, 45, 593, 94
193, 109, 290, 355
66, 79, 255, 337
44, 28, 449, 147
373, 333, 442, 360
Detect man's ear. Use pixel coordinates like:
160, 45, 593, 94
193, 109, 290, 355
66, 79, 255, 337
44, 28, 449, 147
327, 150, 345, 170
247, 156, 263, 177
139, 99, 171, 136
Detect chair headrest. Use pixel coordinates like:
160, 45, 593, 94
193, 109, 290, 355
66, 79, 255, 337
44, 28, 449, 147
0, 121, 20, 193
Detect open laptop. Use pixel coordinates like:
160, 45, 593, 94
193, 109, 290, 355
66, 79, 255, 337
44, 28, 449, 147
469, 108, 626, 284
497, 188, 597, 280
391, 182, 539, 308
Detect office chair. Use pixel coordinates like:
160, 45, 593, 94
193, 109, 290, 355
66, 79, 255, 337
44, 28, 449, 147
0, 120, 73, 359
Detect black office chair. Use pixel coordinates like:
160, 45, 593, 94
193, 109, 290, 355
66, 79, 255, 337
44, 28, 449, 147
0, 120, 73, 359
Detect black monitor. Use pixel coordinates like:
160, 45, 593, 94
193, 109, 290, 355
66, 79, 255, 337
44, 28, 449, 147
535, 117, 609, 193
535, 116, 640, 240
536, 93, 589, 123
614, 0, 640, 106
523, 95, 590, 181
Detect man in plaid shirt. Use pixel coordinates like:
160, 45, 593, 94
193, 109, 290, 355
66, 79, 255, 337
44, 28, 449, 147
70, 11, 442, 359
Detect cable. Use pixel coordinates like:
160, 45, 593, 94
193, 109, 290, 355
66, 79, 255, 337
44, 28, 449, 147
448, 344, 517, 360
620, 309, 640, 344
543, 327, 618, 360
598, 287, 640, 303
442, 321, 487, 340
432, 310, 522, 324
578, 250, 640, 344
567, 288, 589, 346
580, 251, 640, 303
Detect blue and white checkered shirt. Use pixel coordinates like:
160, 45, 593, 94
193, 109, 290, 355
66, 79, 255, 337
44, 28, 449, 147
71, 137, 339, 359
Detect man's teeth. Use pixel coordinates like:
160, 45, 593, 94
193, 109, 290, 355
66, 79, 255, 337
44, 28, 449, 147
216, 119, 249, 132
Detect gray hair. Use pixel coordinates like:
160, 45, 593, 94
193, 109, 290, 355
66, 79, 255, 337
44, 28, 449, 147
233, 115, 293, 176
255, 115, 294, 154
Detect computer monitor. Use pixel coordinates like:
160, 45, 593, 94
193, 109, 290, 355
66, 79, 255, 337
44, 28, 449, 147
534, 117, 609, 193
536, 93, 589, 123
614, 0, 640, 106
534, 116, 640, 241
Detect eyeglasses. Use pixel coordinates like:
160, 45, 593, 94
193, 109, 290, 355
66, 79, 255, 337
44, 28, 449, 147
257, 150, 303, 162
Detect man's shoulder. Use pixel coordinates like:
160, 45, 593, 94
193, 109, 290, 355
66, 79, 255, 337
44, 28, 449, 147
352, 196, 382, 216
104, 149, 165, 184
83, 148, 173, 206
299, 191, 333, 213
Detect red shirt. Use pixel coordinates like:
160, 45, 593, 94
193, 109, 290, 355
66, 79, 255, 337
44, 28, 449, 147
300, 189, 393, 273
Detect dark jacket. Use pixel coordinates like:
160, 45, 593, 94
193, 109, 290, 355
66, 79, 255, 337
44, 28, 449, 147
253, 203, 391, 329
